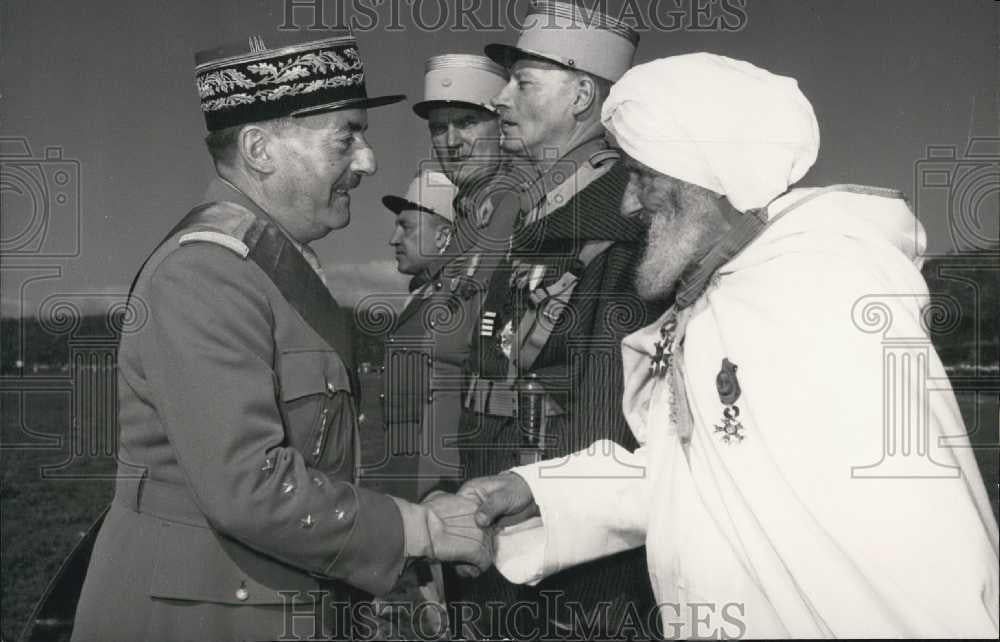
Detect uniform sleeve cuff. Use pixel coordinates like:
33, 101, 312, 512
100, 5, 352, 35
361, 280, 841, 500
390, 496, 432, 559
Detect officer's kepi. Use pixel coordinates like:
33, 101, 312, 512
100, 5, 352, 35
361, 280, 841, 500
484, 0, 639, 82
194, 31, 404, 131
382, 170, 458, 223
412, 54, 509, 119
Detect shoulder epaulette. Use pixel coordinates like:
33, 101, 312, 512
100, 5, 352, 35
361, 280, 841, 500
178, 231, 250, 258
174, 201, 259, 259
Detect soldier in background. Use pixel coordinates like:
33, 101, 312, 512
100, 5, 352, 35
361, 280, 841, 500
367, 57, 511, 639
413, 53, 509, 237
452, 2, 663, 639
378, 170, 459, 502
376, 53, 512, 505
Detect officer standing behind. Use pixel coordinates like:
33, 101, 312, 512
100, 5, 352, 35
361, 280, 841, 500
377, 54, 512, 501
414, 53, 509, 239
365, 59, 510, 639
71, 32, 491, 642
377, 169, 459, 501
454, 2, 662, 639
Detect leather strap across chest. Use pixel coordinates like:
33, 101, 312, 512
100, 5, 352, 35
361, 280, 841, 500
128, 200, 359, 397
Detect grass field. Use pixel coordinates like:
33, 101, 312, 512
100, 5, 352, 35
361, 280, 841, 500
2, 374, 997, 640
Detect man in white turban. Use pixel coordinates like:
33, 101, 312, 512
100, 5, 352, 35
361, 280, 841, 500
459, 53, 1000, 639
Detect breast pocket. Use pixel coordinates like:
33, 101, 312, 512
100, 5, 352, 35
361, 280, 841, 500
277, 349, 357, 479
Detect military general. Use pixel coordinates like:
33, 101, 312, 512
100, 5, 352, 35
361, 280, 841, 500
71, 32, 492, 642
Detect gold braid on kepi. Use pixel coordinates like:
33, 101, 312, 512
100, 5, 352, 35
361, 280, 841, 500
194, 31, 404, 132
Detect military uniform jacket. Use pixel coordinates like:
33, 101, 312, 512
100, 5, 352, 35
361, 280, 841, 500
375, 253, 478, 501
376, 168, 520, 503
455, 141, 665, 638
72, 178, 405, 642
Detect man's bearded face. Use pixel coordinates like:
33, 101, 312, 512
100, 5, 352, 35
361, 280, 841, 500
621, 156, 727, 303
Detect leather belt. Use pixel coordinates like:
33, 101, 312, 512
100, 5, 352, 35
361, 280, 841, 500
115, 475, 209, 528
463, 375, 564, 418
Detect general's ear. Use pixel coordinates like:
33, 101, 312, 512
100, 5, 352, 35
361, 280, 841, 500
236, 125, 278, 174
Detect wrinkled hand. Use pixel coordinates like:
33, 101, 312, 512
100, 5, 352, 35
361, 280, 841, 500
421, 493, 493, 576
459, 473, 539, 529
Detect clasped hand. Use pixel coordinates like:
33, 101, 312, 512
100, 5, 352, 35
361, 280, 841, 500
419, 492, 493, 576
421, 473, 539, 577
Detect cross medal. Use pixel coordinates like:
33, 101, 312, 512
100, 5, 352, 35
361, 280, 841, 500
650, 316, 678, 377
713, 358, 745, 444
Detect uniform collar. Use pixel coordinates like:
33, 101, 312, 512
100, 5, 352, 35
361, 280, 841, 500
203, 176, 268, 219
511, 162, 644, 249
203, 176, 326, 282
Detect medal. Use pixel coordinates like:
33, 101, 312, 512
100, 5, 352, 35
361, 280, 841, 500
650, 316, 677, 377
498, 320, 514, 359
713, 358, 745, 443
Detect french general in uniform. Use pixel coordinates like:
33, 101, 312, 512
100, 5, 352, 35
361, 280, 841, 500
72, 31, 492, 642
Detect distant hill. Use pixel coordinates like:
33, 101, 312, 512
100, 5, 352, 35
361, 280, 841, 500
921, 247, 999, 373
3, 251, 996, 375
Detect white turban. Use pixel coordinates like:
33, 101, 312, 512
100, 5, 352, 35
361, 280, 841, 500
602, 52, 820, 213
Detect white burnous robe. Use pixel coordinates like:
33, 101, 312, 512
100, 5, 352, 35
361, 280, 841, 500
493, 186, 1000, 639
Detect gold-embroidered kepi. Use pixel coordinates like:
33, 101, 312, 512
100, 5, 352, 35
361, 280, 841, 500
485, 0, 639, 82
412, 54, 509, 119
194, 31, 404, 131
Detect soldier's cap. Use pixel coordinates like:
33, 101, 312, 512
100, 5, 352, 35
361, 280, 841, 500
195, 31, 405, 132
485, 0, 639, 83
382, 170, 458, 223
412, 54, 509, 119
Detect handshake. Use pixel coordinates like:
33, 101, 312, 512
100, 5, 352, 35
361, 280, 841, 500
412, 473, 539, 577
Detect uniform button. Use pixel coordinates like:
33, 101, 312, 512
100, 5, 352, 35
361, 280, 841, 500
325, 381, 336, 396
388, 337, 395, 343
312, 476, 324, 487
426, 394, 434, 404
235, 586, 249, 601
435, 282, 443, 289
378, 393, 386, 401
428, 320, 436, 328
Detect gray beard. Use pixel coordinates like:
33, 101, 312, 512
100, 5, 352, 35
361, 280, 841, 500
636, 205, 717, 303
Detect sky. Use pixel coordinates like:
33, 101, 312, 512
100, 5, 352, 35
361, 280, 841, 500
1, 0, 997, 319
